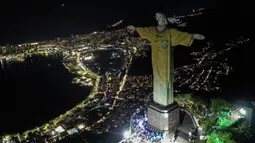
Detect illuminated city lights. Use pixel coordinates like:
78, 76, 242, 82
55, 126, 65, 134
0, 8, 251, 143
77, 124, 85, 130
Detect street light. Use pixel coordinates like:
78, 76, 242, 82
239, 108, 246, 115
124, 130, 131, 138
78, 124, 85, 130
199, 135, 206, 140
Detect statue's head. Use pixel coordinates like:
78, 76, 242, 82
155, 12, 168, 27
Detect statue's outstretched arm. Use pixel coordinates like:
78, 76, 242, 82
127, 25, 153, 41
193, 34, 205, 40
170, 29, 205, 47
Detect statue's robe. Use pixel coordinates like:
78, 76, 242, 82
136, 27, 193, 106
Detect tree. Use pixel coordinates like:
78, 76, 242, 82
191, 95, 208, 110
175, 93, 192, 102
218, 131, 236, 143
229, 120, 252, 142
210, 98, 232, 114
191, 95, 204, 104
199, 117, 217, 133
236, 121, 252, 137
206, 131, 236, 143
190, 108, 201, 115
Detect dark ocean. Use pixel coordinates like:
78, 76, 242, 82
0, 55, 91, 134
0, 2, 254, 142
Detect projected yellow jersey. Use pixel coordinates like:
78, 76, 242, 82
136, 27, 193, 105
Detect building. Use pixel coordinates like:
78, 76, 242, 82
234, 100, 255, 126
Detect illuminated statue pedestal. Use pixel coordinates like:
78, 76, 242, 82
147, 102, 180, 134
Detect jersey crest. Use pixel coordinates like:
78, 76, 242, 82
161, 40, 168, 48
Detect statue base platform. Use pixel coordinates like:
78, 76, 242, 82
147, 101, 180, 132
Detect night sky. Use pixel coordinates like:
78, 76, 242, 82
0, 0, 252, 45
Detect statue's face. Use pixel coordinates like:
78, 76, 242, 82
155, 13, 168, 27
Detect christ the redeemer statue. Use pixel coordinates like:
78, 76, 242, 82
127, 12, 205, 106
127, 12, 205, 134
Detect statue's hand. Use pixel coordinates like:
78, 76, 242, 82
127, 25, 136, 31
177, 22, 187, 27
193, 34, 205, 40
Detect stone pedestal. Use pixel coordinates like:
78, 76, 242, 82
147, 102, 180, 132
